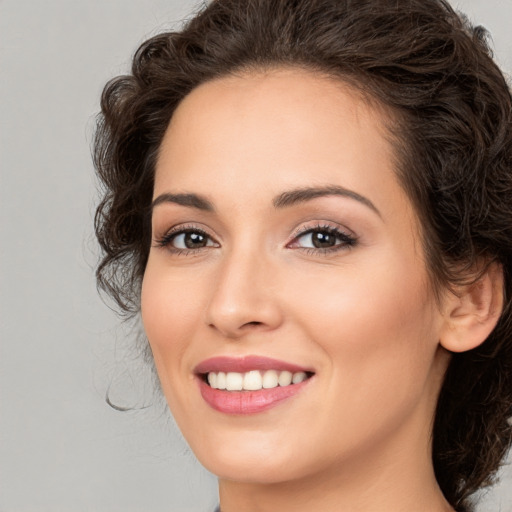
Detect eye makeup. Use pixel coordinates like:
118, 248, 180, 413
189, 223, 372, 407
153, 223, 219, 256
153, 219, 358, 258
287, 222, 357, 255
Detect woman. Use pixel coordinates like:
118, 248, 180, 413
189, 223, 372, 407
93, 0, 512, 510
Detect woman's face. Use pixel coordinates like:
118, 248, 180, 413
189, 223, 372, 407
141, 68, 450, 484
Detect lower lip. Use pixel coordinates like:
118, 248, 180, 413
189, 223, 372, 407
198, 378, 311, 415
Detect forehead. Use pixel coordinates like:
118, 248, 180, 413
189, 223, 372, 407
156, 67, 397, 193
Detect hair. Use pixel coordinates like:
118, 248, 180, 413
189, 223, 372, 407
93, 0, 512, 510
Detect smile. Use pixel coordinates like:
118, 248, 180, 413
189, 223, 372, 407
195, 356, 315, 414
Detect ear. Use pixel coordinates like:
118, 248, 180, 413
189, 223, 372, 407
439, 263, 504, 353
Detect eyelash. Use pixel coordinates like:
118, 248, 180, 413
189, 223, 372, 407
290, 223, 357, 255
154, 224, 216, 256
154, 223, 357, 256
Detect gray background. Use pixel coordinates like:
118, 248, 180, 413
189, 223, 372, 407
1, 1, 511, 511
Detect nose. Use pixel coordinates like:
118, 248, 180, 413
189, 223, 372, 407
204, 248, 283, 339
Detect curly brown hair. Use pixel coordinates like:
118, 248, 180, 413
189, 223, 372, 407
93, 0, 512, 510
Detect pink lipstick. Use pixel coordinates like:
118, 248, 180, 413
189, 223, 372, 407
195, 355, 312, 374
195, 355, 314, 415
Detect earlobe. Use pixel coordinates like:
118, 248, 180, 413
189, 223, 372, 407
439, 263, 504, 353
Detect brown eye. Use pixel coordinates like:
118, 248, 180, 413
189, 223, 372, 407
309, 231, 337, 248
291, 227, 357, 252
170, 230, 216, 250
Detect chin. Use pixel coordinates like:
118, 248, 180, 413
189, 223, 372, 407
188, 431, 309, 484
203, 455, 306, 485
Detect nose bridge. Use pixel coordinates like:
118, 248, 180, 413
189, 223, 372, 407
204, 240, 281, 337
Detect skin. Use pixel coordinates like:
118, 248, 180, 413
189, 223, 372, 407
141, 68, 456, 512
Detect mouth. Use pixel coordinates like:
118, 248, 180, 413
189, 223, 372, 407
194, 356, 315, 414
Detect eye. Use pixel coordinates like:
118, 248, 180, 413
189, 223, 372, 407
155, 227, 219, 253
289, 225, 357, 252
171, 230, 216, 249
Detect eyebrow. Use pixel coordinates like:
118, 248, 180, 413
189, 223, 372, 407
151, 185, 380, 217
272, 185, 381, 216
151, 193, 214, 211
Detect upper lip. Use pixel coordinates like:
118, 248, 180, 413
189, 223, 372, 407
194, 355, 314, 375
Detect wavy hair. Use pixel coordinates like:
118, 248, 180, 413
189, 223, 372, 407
93, 1, 512, 510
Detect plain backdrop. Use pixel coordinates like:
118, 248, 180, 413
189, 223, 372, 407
1, 1, 511, 511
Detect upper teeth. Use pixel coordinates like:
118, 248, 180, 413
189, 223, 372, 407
207, 370, 308, 391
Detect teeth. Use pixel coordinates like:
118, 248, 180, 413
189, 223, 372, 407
262, 369, 278, 388
216, 372, 226, 390
207, 372, 217, 388
278, 370, 292, 386
243, 370, 262, 391
292, 372, 307, 384
226, 372, 243, 391
207, 370, 309, 391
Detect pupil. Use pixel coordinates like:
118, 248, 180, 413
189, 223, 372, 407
313, 231, 335, 248
185, 232, 206, 248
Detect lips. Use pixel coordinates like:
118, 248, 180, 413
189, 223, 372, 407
194, 355, 312, 374
194, 355, 314, 415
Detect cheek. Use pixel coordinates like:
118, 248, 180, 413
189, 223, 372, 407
140, 263, 203, 392
286, 256, 441, 455
294, 250, 438, 388
140, 262, 210, 430
141, 263, 201, 342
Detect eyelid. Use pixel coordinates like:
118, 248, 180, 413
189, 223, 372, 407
288, 221, 356, 242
